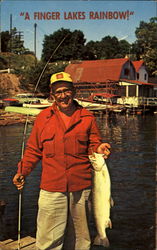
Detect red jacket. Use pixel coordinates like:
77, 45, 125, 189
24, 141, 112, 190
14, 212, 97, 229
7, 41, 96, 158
17, 102, 102, 192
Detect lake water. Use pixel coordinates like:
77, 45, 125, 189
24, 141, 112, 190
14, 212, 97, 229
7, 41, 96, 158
0, 113, 156, 250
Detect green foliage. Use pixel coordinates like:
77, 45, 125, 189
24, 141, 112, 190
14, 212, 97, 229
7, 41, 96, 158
0, 52, 36, 70
135, 17, 157, 76
0, 52, 37, 91
1, 31, 11, 52
9, 28, 26, 54
84, 41, 100, 60
85, 36, 131, 60
0, 55, 8, 69
42, 28, 86, 62
117, 40, 131, 58
20, 61, 68, 93
1, 27, 30, 55
19, 61, 45, 90
100, 36, 120, 59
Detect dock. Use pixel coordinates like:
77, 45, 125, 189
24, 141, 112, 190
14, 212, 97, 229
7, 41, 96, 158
0, 236, 36, 250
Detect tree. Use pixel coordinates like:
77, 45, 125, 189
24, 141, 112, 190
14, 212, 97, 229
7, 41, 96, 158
1, 28, 29, 54
41, 28, 86, 62
84, 41, 101, 60
10, 27, 26, 54
100, 36, 120, 59
134, 17, 157, 76
19, 60, 68, 93
1, 31, 11, 52
117, 40, 131, 58
85, 36, 130, 60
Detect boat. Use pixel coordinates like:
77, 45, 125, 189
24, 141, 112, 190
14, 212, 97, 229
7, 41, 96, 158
23, 99, 52, 109
75, 98, 125, 113
2, 98, 22, 107
76, 98, 108, 110
75, 91, 126, 113
88, 93, 119, 104
5, 106, 41, 116
12, 93, 53, 108
23, 103, 52, 109
13, 93, 51, 105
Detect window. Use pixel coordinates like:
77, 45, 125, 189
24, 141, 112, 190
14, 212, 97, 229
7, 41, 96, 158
144, 74, 147, 81
137, 73, 139, 80
124, 68, 130, 76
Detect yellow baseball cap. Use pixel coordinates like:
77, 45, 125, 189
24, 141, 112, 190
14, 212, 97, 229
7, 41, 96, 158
50, 72, 73, 85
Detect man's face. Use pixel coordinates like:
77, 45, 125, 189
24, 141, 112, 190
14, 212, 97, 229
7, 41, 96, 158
52, 82, 75, 111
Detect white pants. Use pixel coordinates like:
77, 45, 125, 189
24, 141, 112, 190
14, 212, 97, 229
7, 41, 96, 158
36, 189, 92, 250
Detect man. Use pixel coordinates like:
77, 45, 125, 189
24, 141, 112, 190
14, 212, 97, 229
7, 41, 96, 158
13, 72, 111, 250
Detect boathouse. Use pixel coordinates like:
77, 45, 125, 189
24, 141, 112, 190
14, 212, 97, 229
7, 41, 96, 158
65, 58, 157, 107
65, 58, 136, 83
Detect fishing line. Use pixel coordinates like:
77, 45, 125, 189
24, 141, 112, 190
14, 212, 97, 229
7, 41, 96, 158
17, 33, 69, 250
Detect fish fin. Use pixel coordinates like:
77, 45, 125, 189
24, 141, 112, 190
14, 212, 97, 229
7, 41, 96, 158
94, 235, 110, 247
108, 219, 112, 229
106, 219, 112, 229
110, 197, 114, 207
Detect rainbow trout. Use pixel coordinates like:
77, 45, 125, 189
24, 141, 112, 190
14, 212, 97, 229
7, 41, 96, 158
89, 152, 112, 247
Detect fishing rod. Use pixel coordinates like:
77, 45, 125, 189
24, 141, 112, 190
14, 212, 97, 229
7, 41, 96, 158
17, 33, 69, 250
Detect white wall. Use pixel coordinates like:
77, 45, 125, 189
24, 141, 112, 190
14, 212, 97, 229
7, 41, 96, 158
136, 66, 148, 83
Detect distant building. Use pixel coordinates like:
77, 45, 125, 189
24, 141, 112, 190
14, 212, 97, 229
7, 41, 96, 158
65, 58, 136, 83
132, 60, 148, 83
65, 58, 157, 107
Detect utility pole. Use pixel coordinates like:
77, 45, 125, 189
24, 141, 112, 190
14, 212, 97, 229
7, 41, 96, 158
34, 23, 37, 64
0, 0, 3, 53
10, 14, 12, 52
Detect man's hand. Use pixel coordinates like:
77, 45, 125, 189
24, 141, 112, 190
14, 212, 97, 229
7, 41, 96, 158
97, 143, 111, 159
13, 174, 25, 190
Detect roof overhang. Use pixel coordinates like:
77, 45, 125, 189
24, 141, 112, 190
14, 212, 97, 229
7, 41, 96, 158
119, 79, 156, 86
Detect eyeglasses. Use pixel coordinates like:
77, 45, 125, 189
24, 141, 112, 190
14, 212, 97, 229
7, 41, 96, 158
54, 88, 73, 97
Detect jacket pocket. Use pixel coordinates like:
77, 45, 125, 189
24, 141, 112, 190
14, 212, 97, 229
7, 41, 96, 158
42, 135, 55, 158
75, 133, 89, 155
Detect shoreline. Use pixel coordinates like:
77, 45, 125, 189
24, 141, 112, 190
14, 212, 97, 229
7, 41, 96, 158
0, 110, 36, 126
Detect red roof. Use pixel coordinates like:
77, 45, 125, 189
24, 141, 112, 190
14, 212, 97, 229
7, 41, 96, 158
65, 58, 129, 83
90, 93, 118, 98
132, 60, 144, 72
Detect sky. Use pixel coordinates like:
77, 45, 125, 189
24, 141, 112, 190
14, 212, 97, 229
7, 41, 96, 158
1, 0, 156, 59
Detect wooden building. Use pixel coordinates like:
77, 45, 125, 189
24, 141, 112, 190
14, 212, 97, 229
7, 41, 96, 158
65, 58, 157, 107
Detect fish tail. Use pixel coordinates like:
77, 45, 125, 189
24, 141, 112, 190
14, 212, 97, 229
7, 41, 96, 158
94, 235, 110, 248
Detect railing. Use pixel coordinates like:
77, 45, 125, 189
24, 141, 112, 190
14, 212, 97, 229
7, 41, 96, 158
117, 97, 157, 107
139, 97, 157, 106
0, 68, 14, 73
